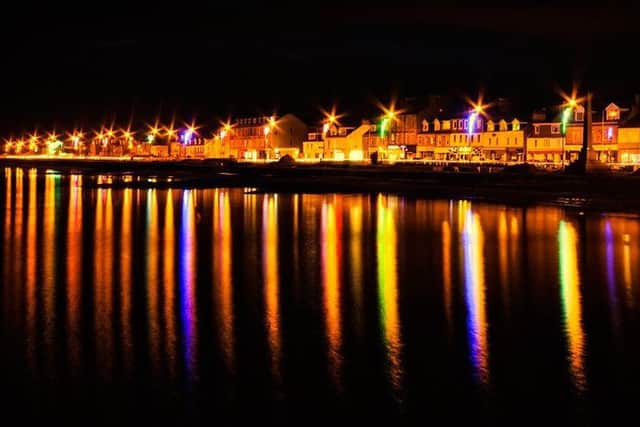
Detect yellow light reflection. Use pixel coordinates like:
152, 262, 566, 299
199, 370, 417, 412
3, 168, 13, 312
376, 195, 403, 395
322, 198, 342, 387
66, 174, 83, 372
146, 189, 160, 375
43, 173, 58, 375
442, 220, 453, 328
25, 169, 37, 372
213, 190, 234, 372
558, 220, 587, 393
462, 209, 489, 386
120, 188, 134, 372
263, 194, 281, 385
349, 198, 364, 336
498, 211, 509, 292
94, 188, 114, 377
13, 168, 24, 282
163, 189, 177, 378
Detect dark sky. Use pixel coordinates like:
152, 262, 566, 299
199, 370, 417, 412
2, 3, 640, 135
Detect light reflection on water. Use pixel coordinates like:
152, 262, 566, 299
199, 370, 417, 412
4, 167, 640, 423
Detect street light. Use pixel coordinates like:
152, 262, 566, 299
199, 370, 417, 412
560, 97, 577, 169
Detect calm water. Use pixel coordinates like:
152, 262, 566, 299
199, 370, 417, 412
2, 167, 640, 425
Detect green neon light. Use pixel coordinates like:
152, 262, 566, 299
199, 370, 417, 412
379, 118, 389, 137
561, 108, 572, 135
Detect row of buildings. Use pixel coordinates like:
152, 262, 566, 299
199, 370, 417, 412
5, 95, 640, 165
201, 94, 640, 165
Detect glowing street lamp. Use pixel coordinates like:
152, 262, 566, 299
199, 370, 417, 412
560, 97, 578, 168
146, 123, 159, 144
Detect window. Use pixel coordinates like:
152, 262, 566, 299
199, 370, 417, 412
551, 125, 560, 134
534, 126, 540, 135
487, 120, 495, 132
442, 120, 450, 130
499, 120, 507, 131
453, 120, 457, 130
512, 119, 520, 131
422, 119, 429, 132
434, 119, 441, 131
463, 119, 468, 130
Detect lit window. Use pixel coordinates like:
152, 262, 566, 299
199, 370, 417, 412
551, 125, 560, 134
453, 120, 457, 130
534, 126, 540, 135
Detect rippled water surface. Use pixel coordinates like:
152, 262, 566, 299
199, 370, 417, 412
2, 167, 640, 425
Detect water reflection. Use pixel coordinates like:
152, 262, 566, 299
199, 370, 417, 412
163, 190, 177, 378
94, 188, 114, 378
263, 194, 281, 385
376, 194, 403, 396
442, 220, 453, 329
322, 197, 342, 387
66, 175, 83, 373
180, 190, 198, 383
43, 173, 59, 376
25, 169, 37, 372
349, 198, 364, 336
623, 233, 633, 307
5, 167, 640, 422
558, 220, 587, 393
213, 190, 234, 372
462, 207, 489, 386
146, 189, 160, 375
120, 188, 134, 372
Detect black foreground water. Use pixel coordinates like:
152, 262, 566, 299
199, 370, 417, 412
1, 167, 640, 426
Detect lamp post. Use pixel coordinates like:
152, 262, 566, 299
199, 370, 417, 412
560, 98, 577, 170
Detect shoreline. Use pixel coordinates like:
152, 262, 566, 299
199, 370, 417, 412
2, 156, 640, 214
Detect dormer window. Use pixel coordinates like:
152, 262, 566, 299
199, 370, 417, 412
453, 120, 457, 130
574, 106, 585, 122
487, 120, 495, 132
422, 119, 429, 132
512, 119, 520, 131
605, 103, 620, 121
434, 119, 441, 131
442, 120, 451, 130
499, 120, 507, 131
534, 125, 540, 135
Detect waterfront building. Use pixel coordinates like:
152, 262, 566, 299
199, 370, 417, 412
565, 102, 622, 163
224, 114, 307, 160
416, 114, 484, 161
301, 128, 325, 159
479, 118, 526, 162
618, 99, 640, 164
526, 121, 565, 163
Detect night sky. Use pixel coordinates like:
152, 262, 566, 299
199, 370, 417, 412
2, 3, 640, 135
